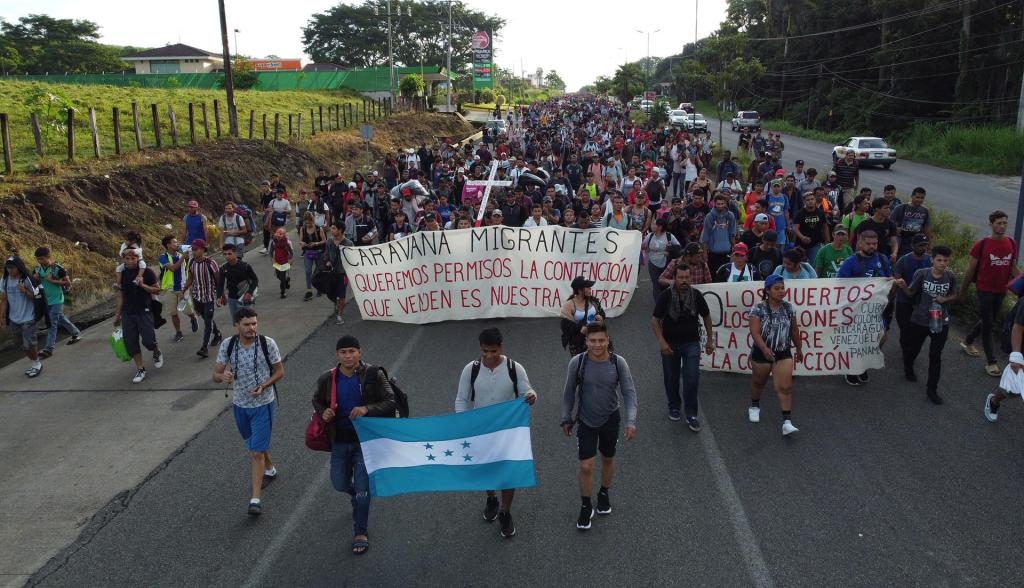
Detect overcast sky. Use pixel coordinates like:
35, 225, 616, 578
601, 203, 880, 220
0, 0, 729, 90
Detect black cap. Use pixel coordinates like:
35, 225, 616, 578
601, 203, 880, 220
795, 159, 805, 165
683, 242, 702, 255
912, 233, 929, 245
424, 212, 437, 221
571, 276, 596, 290
336, 335, 360, 350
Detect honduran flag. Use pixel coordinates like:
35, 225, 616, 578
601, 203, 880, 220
352, 399, 537, 497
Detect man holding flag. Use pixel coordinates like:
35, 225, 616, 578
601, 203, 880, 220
312, 336, 395, 556
455, 328, 538, 539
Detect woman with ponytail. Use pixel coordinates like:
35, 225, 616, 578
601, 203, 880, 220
747, 274, 803, 436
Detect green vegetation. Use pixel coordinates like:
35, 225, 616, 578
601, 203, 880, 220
399, 74, 425, 98
0, 80, 365, 173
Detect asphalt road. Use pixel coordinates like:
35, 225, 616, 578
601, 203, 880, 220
31, 274, 1024, 587
703, 116, 1021, 237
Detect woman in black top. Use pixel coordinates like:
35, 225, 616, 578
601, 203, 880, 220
748, 274, 803, 436
298, 211, 327, 301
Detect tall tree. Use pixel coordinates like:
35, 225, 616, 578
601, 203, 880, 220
611, 63, 645, 104
0, 15, 128, 74
303, 1, 504, 73
544, 70, 566, 92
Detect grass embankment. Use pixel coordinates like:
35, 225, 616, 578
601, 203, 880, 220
0, 81, 366, 174
693, 100, 1023, 176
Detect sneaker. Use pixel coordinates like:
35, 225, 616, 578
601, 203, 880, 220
25, 365, 43, 378
132, 369, 147, 384
986, 363, 1001, 377
748, 406, 760, 423
38, 349, 52, 359
153, 350, 164, 369
960, 341, 981, 357
926, 389, 944, 405
782, 420, 799, 436
263, 467, 278, 478
596, 489, 611, 515
904, 366, 917, 382
668, 408, 681, 421
196, 347, 209, 359
190, 315, 199, 333
576, 505, 594, 530
845, 375, 862, 386
858, 372, 869, 384
483, 496, 499, 522
173, 332, 184, 343
258, 247, 268, 255
984, 393, 998, 422
686, 416, 702, 432
303, 291, 313, 301
280, 292, 287, 299
247, 499, 262, 516
66, 334, 83, 345
335, 314, 344, 325
210, 333, 223, 347
498, 511, 516, 538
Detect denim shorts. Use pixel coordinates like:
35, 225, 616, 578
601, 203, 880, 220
233, 400, 276, 452
9, 321, 38, 351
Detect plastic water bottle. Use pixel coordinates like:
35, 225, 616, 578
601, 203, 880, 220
928, 301, 943, 334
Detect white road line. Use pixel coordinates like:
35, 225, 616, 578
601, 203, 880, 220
242, 328, 424, 588
700, 418, 775, 588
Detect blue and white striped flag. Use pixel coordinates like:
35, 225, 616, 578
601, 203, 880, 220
352, 399, 536, 497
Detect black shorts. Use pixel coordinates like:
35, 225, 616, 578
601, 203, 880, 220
576, 411, 620, 460
750, 347, 793, 364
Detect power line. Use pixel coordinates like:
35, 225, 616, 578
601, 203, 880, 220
826, 66, 1021, 105
745, 0, 964, 41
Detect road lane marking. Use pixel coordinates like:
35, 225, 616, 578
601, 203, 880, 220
242, 328, 424, 587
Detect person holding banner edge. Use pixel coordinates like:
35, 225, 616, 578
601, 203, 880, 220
748, 274, 803, 436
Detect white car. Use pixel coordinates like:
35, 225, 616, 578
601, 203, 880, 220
683, 113, 708, 132
668, 109, 689, 127
832, 136, 897, 169
639, 99, 655, 113
677, 102, 694, 113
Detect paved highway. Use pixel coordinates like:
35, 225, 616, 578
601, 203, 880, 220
704, 116, 1021, 237
31, 275, 1024, 587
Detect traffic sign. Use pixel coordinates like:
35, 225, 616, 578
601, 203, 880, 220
359, 124, 374, 141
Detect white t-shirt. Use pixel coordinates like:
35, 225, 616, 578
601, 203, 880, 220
523, 217, 548, 228
218, 213, 247, 245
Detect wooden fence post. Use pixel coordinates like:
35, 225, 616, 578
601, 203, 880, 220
297, 112, 303, 139
262, 113, 268, 140
67, 108, 75, 161
88, 108, 101, 157
131, 102, 143, 150
187, 103, 196, 144
213, 99, 221, 137
319, 105, 324, 131
167, 105, 178, 147
274, 113, 280, 142
335, 104, 340, 128
342, 104, 348, 127
288, 114, 293, 137
201, 102, 210, 139
310, 109, 315, 136
112, 108, 121, 155
30, 113, 45, 157
1, 114, 12, 175
150, 103, 161, 148
248, 110, 255, 139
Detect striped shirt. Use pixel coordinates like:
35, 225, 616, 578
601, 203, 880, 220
188, 257, 220, 303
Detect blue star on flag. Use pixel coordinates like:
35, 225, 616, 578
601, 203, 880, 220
443, 449, 454, 457
461, 440, 472, 449
423, 443, 433, 449
463, 454, 473, 462
426, 454, 436, 461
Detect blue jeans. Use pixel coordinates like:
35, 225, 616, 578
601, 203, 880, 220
331, 441, 370, 536
45, 303, 80, 352
661, 341, 702, 417
303, 256, 316, 289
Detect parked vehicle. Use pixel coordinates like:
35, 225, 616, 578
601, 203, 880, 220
731, 110, 761, 131
668, 109, 689, 127
684, 113, 708, 132
677, 102, 694, 113
832, 136, 897, 169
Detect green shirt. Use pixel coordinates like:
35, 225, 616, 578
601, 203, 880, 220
35, 265, 64, 305
841, 211, 868, 235
814, 243, 853, 278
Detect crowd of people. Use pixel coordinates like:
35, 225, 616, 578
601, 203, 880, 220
2, 94, 1021, 553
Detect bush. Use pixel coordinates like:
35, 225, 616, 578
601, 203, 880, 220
479, 88, 495, 104
399, 74, 425, 97
495, 94, 505, 106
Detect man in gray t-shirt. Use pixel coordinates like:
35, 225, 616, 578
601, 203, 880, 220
891, 188, 931, 257
560, 324, 637, 531
1, 257, 42, 378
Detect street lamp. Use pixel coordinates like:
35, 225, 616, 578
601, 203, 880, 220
375, 2, 412, 100
233, 29, 239, 57
634, 28, 660, 91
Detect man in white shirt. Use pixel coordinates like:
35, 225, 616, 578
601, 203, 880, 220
454, 328, 537, 539
218, 202, 249, 257
523, 204, 548, 228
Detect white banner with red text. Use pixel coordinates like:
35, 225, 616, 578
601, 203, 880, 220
341, 226, 641, 324
694, 278, 893, 375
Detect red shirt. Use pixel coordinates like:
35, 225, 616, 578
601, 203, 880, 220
970, 237, 1017, 293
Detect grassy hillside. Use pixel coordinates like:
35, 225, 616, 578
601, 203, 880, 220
0, 81, 369, 173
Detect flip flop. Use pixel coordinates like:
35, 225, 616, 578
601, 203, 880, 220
351, 536, 369, 555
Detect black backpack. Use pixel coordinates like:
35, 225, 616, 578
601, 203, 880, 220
377, 366, 409, 418
468, 357, 519, 401
571, 352, 621, 423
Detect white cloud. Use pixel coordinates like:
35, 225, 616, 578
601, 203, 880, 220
0, 0, 729, 89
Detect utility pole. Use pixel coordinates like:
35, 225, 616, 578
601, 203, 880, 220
446, 0, 453, 111
217, 0, 238, 137
635, 29, 660, 91
1017, 70, 1024, 132
233, 29, 239, 56
387, 0, 395, 100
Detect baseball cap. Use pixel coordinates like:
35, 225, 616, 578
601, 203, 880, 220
187, 200, 199, 208
795, 159, 805, 165
543, 196, 553, 203
764, 274, 784, 289
190, 239, 208, 250
571, 276, 596, 290
424, 212, 437, 221
775, 169, 786, 177
260, 180, 271, 187
683, 242, 702, 255
371, 170, 379, 176
754, 213, 770, 222
732, 243, 749, 255
912, 233, 929, 245
828, 170, 838, 177
491, 209, 504, 217
401, 188, 412, 196
348, 182, 357, 189
833, 225, 848, 235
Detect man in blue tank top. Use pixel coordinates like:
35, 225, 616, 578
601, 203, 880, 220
182, 199, 209, 247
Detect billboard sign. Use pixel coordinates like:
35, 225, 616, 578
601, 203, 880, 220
472, 30, 493, 90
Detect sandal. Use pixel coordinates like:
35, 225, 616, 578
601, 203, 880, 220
351, 535, 369, 555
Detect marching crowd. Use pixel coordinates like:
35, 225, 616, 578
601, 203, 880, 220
3, 94, 1022, 554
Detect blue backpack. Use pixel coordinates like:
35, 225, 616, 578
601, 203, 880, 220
234, 204, 258, 244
